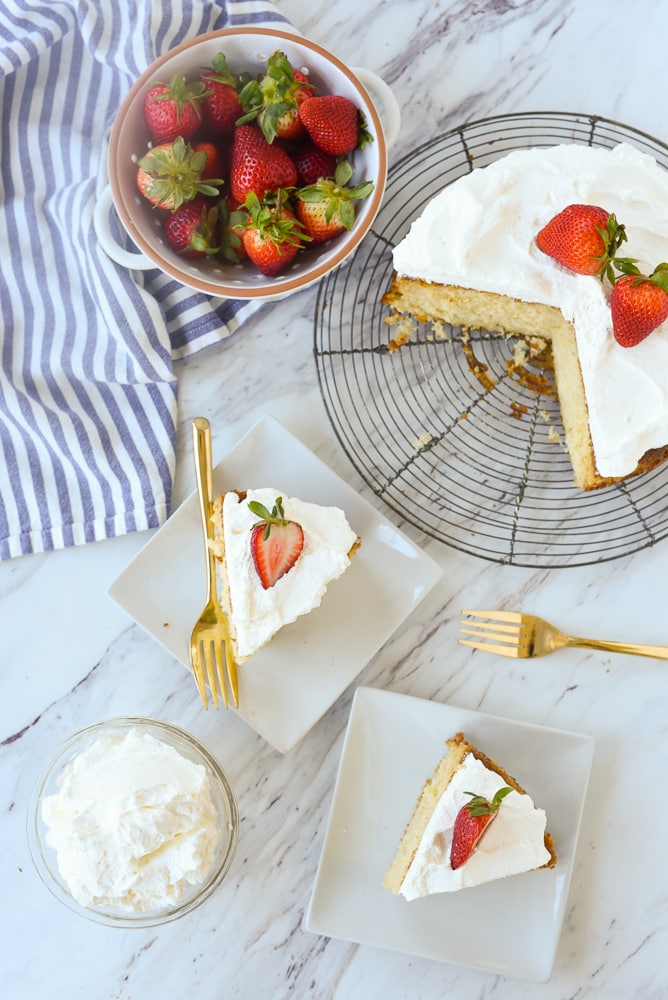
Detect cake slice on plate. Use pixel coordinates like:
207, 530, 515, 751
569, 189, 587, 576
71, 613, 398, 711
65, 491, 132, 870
209, 488, 359, 664
383, 732, 556, 899
383, 142, 668, 490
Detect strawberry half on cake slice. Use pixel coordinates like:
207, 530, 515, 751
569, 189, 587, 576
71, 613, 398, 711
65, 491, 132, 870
209, 489, 360, 663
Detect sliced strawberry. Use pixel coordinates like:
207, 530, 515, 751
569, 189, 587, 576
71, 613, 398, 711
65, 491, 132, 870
536, 204, 627, 280
248, 496, 305, 588
450, 787, 512, 870
610, 263, 668, 347
144, 73, 208, 143
230, 124, 298, 204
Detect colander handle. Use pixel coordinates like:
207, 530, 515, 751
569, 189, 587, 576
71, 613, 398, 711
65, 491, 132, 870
351, 67, 401, 149
93, 184, 156, 270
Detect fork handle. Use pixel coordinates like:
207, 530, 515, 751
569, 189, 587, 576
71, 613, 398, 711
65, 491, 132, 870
192, 417, 216, 596
568, 637, 668, 660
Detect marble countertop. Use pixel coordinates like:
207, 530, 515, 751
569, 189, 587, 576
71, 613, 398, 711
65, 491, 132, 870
5, 0, 668, 997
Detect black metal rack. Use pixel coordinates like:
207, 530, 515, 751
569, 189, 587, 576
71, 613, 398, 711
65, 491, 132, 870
313, 112, 668, 567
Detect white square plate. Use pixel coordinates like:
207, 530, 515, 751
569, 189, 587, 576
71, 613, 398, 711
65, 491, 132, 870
305, 686, 594, 981
107, 417, 443, 753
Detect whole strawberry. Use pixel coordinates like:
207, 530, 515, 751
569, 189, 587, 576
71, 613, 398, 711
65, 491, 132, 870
144, 73, 208, 143
191, 141, 228, 181
218, 196, 249, 263
291, 139, 336, 187
296, 159, 373, 244
201, 52, 244, 137
238, 50, 315, 144
610, 263, 668, 347
163, 198, 220, 259
536, 204, 627, 281
241, 191, 309, 276
230, 124, 298, 204
247, 496, 305, 587
450, 787, 512, 870
136, 136, 224, 211
298, 94, 369, 156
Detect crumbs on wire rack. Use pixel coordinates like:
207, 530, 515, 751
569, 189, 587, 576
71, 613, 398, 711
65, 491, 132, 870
411, 431, 434, 453
385, 315, 450, 352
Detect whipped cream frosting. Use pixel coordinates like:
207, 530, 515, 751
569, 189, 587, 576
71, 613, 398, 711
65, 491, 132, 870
400, 754, 551, 899
220, 488, 357, 660
42, 729, 222, 913
392, 143, 668, 478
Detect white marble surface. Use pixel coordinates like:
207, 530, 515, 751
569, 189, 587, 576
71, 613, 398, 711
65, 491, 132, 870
4, 0, 668, 996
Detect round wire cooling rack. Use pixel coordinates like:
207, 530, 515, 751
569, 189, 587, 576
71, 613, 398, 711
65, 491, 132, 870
313, 111, 668, 568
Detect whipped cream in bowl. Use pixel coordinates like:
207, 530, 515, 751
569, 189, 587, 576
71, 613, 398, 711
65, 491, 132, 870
27, 718, 239, 927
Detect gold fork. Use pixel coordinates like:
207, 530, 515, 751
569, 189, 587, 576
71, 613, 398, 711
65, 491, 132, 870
189, 417, 239, 709
459, 609, 668, 660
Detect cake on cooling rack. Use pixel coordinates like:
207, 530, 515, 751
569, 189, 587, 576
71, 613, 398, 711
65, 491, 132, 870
383, 143, 668, 490
383, 732, 556, 899
209, 489, 359, 663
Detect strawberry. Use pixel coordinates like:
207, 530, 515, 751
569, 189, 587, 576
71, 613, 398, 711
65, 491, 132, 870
163, 198, 220, 259
201, 52, 244, 137
136, 137, 224, 211
450, 787, 512, 870
240, 191, 308, 276
230, 124, 298, 204
218, 196, 249, 263
144, 73, 208, 143
191, 141, 228, 181
298, 95, 369, 156
248, 496, 305, 588
291, 140, 336, 187
237, 50, 315, 144
536, 204, 627, 280
610, 263, 668, 347
296, 159, 373, 244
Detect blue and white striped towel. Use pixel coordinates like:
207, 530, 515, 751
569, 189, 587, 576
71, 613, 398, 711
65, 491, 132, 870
0, 0, 293, 560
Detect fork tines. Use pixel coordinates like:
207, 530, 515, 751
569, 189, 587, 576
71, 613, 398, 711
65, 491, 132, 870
191, 637, 238, 710
458, 609, 526, 657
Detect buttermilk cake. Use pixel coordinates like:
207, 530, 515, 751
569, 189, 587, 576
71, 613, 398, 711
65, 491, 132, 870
383, 142, 668, 490
383, 732, 556, 898
209, 488, 359, 663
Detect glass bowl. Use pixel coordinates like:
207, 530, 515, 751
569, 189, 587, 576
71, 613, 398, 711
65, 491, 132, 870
26, 717, 239, 928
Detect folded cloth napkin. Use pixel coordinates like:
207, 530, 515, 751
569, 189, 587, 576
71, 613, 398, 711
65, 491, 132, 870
0, 0, 295, 560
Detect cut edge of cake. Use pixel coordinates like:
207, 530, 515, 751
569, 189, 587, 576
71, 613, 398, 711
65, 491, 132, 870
382, 731, 557, 896
210, 490, 245, 662
384, 276, 668, 490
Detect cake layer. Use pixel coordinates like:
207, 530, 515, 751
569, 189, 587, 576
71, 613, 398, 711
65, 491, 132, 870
387, 143, 668, 485
383, 733, 556, 899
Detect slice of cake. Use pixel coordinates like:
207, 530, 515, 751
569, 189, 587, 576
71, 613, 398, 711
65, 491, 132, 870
209, 488, 359, 663
383, 732, 556, 899
383, 142, 668, 490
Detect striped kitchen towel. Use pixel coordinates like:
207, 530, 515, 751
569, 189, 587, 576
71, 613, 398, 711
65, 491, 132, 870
0, 0, 294, 560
